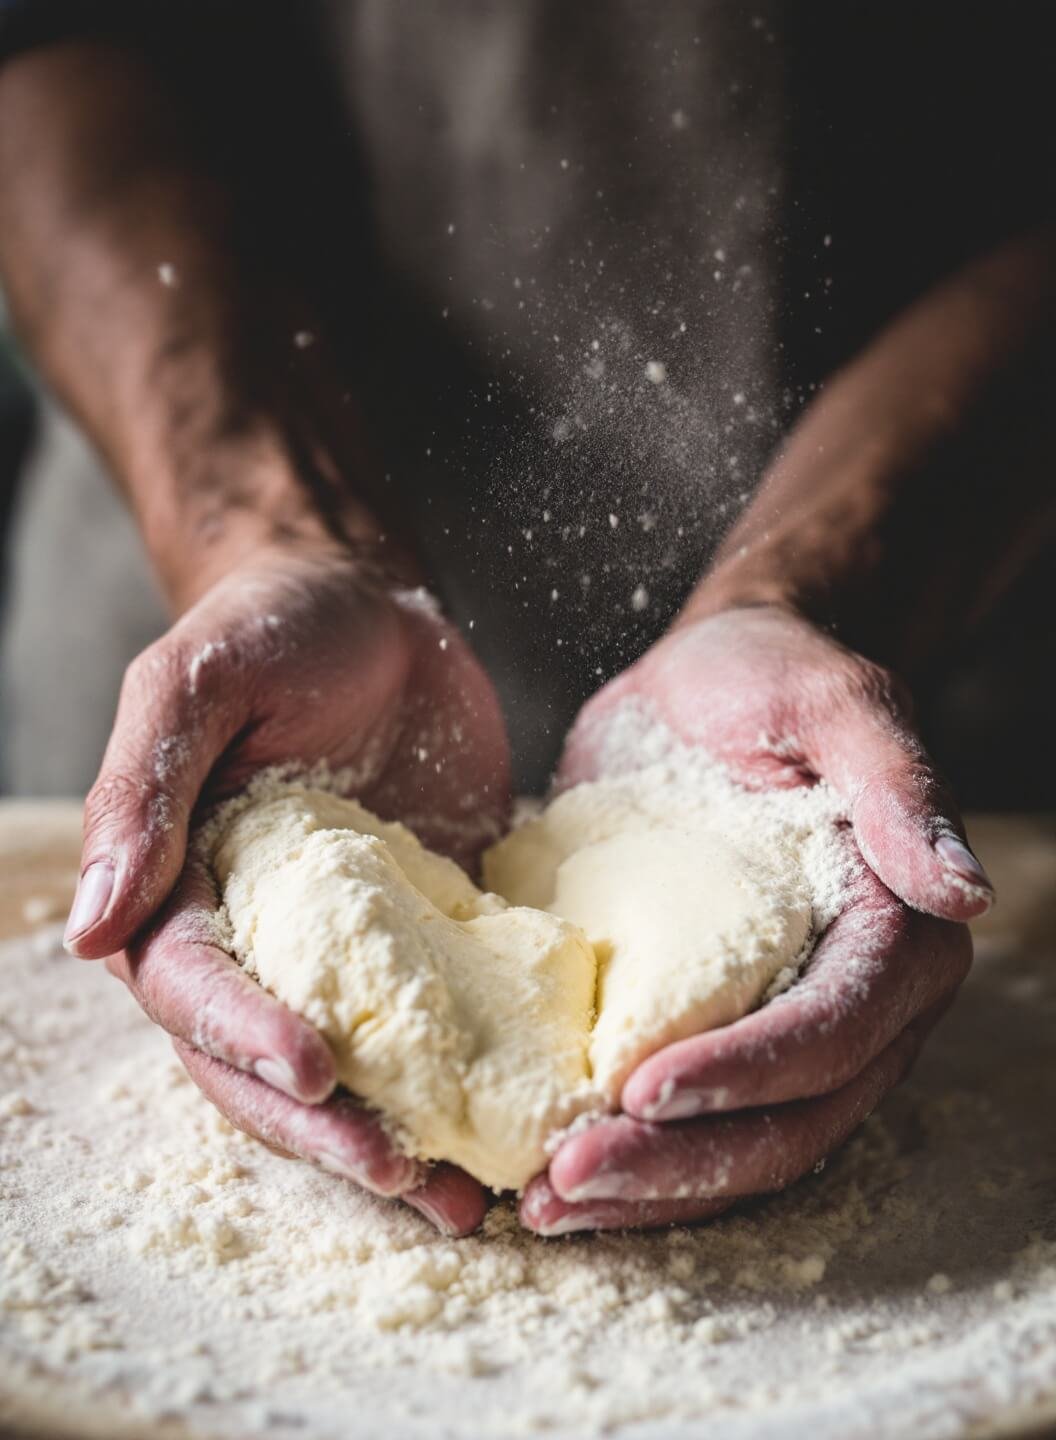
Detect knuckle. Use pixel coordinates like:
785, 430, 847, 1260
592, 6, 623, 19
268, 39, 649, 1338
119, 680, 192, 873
120, 640, 177, 705
817, 654, 907, 717
857, 659, 906, 712
84, 769, 154, 833
908, 763, 955, 812
122, 631, 233, 715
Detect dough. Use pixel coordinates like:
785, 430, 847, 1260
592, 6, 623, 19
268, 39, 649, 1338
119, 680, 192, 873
213, 791, 597, 1191
485, 784, 812, 1097
211, 775, 814, 1191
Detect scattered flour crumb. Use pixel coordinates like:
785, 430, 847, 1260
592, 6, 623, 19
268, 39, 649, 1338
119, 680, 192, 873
2, 755, 1054, 1440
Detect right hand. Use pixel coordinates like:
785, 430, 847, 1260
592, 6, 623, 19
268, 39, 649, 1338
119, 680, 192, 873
520, 605, 977, 1234
65, 540, 511, 1235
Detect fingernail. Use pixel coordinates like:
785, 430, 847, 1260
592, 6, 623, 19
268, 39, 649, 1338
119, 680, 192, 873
934, 836, 993, 893
316, 1149, 369, 1186
642, 1089, 707, 1122
560, 1169, 639, 1203
63, 861, 115, 949
253, 1056, 303, 1101
317, 1146, 419, 1196
537, 1212, 606, 1237
405, 1192, 459, 1236
643, 1085, 731, 1121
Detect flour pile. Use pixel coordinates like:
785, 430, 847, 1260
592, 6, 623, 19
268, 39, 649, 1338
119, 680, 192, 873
2, 897, 1056, 1440
205, 705, 856, 1189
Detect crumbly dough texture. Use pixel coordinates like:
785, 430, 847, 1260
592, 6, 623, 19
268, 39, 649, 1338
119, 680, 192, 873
210, 760, 818, 1191
485, 779, 812, 1098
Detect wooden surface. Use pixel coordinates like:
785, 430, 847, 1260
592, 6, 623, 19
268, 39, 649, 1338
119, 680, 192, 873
0, 799, 82, 942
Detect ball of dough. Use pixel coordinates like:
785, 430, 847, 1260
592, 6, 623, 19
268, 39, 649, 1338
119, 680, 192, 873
213, 790, 597, 1192
210, 774, 813, 1192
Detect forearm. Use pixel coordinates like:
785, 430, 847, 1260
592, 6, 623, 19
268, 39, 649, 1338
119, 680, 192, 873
685, 229, 1056, 674
0, 40, 401, 610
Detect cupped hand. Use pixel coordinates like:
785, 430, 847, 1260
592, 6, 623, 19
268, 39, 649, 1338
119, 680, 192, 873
66, 541, 511, 1235
521, 605, 981, 1234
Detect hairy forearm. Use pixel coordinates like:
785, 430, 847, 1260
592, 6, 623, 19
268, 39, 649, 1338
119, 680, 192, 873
0, 40, 399, 610
686, 229, 1056, 674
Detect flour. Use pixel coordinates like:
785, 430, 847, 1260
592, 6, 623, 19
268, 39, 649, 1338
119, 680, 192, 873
3, 789, 1055, 1439
575, 699, 855, 931
205, 706, 856, 1190
2, 907, 1056, 1439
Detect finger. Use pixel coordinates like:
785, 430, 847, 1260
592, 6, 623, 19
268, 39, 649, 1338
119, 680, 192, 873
176, 1042, 484, 1233
802, 681, 993, 922
65, 635, 244, 959
623, 868, 970, 1121
106, 860, 336, 1104
174, 1040, 422, 1197
519, 1176, 732, 1236
403, 1163, 489, 1237
550, 1017, 925, 1206
559, 643, 993, 921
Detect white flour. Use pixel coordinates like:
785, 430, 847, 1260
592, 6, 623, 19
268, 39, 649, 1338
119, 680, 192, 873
2, 821, 1056, 1438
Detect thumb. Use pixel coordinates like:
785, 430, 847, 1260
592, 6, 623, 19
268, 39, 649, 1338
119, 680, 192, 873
807, 688, 993, 922
65, 639, 242, 958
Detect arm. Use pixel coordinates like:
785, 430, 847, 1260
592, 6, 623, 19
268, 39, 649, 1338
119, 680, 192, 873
0, 37, 397, 611
0, 38, 506, 1235
525, 231, 1055, 1233
687, 227, 1056, 670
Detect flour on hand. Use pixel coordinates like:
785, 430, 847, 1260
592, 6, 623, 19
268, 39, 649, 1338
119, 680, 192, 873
206, 708, 855, 1191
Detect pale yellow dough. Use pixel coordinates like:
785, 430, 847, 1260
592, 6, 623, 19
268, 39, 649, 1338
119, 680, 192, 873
212, 779, 812, 1191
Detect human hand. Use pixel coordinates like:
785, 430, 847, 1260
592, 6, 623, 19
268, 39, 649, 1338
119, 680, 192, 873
521, 605, 980, 1233
66, 541, 510, 1235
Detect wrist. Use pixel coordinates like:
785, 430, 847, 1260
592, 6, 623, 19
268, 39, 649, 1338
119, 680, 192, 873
676, 563, 812, 634
131, 416, 419, 613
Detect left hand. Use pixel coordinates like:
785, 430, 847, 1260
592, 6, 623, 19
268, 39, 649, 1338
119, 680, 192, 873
521, 606, 980, 1234
73, 542, 510, 1236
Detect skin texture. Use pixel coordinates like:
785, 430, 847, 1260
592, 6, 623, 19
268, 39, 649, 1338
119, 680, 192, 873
517, 610, 976, 1233
513, 231, 1056, 1232
82, 545, 509, 1238
0, 39, 1052, 1234
682, 228, 1056, 677
522, 1000, 948, 1235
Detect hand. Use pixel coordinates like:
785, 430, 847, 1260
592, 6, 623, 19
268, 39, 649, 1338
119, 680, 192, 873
66, 541, 511, 1235
521, 605, 980, 1233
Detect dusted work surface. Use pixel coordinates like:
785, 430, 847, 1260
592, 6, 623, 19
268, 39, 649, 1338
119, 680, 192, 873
1, 803, 1054, 1440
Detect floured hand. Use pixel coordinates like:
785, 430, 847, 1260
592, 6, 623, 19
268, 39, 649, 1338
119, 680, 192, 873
69, 542, 510, 1235
524, 607, 977, 1233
